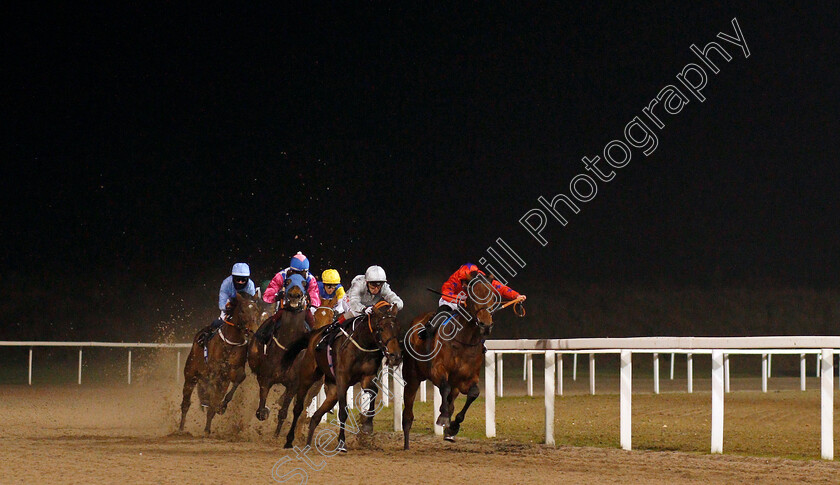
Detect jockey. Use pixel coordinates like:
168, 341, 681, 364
420, 263, 526, 340
197, 263, 255, 346
316, 265, 403, 350
341, 265, 403, 321
263, 251, 321, 308
318, 269, 347, 314
255, 252, 320, 344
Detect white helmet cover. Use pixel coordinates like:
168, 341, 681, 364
364, 265, 387, 283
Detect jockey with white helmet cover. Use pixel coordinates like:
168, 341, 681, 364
314, 265, 403, 351
341, 265, 403, 321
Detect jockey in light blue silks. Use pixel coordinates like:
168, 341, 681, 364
197, 263, 255, 346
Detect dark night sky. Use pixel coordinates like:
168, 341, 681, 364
3, 3, 839, 338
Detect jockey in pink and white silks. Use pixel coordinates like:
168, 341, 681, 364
255, 252, 321, 344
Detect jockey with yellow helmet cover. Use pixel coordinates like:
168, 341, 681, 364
318, 269, 347, 313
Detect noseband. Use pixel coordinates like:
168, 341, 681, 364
368, 313, 400, 362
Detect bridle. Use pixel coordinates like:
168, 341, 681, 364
337, 302, 399, 362
368, 311, 400, 362
220, 301, 256, 347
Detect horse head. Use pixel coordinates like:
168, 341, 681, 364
371, 301, 402, 366
232, 291, 262, 335
462, 273, 499, 336
284, 274, 309, 312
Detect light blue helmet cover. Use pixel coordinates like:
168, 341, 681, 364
231, 262, 250, 277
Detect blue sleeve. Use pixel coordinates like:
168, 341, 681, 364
245, 279, 256, 296
219, 277, 235, 310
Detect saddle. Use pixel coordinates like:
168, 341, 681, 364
316, 315, 361, 352
419, 308, 455, 341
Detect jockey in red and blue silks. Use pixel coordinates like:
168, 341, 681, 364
256, 252, 320, 344
419, 263, 526, 342
438, 263, 525, 311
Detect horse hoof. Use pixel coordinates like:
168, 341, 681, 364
218, 404, 227, 415
256, 407, 270, 421
443, 435, 455, 442
447, 422, 461, 436
436, 416, 450, 428
337, 441, 347, 453
361, 422, 373, 434
283, 442, 294, 449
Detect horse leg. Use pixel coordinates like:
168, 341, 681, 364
274, 388, 294, 438
255, 377, 272, 421
306, 382, 340, 448
401, 376, 421, 450
446, 384, 479, 439
435, 379, 452, 428
443, 389, 460, 441
179, 375, 198, 432
358, 375, 376, 434
219, 366, 245, 415
204, 380, 222, 434
285, 378, 317, 448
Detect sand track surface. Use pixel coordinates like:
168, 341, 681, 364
2, 383, 839, 484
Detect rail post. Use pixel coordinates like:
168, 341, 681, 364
820, 348, 834, 460
544, 351, 555, 445
485, 351, 496, 438
711, 350, 724, 453
620, 350, 632, 451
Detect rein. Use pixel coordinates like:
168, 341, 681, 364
218, 324, 248, 347
334, 310, 398, 360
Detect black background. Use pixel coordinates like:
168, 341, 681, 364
3, 3, 839, 342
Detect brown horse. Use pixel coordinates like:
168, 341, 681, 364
179, 291, 262, 434
400, 274, 498, 449
247, 283, 329, 435
283, 301, 402, 451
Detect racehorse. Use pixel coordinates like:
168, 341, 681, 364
400, 273, 498, 449
179, 291, 261, 434
282, 301, 401, 451
247, 279, 328, 436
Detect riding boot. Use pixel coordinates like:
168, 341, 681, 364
315, 324, 333, 352
304, 310, 316, 331
198, 319, 224, 346
420, 305, 452, 341
254, 311, 281, 344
